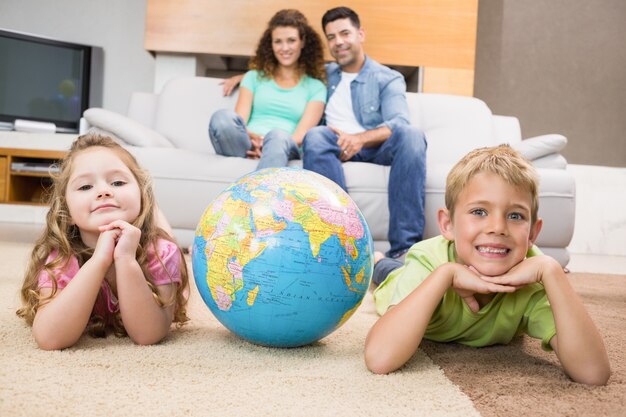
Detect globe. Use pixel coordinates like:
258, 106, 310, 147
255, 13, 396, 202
192, 167, 373, 347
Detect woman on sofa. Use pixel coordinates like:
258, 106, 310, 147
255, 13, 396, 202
209, 9, 327, 168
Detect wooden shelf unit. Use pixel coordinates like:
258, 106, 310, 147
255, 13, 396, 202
0, 132, 75, 206
0, 147, 66, 205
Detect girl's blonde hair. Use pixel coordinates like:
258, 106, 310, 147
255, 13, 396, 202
445, 144, 540, 225
16, 133, 189, 337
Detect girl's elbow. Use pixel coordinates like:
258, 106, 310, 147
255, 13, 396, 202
128, 327, 169, 346
33, 331, 75, 351
37, 340, 66, 351
130, 333, 164, 346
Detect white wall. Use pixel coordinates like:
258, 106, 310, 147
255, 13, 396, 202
0, 0, 155, 114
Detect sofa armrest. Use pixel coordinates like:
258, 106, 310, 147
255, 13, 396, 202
82, 108, 174, 148
511, 134, 567, 162
531, 153, 568, 169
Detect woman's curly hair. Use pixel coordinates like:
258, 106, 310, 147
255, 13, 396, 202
250, 9, 326, 83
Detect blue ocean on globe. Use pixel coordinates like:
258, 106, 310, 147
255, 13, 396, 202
192, 167, 373, 347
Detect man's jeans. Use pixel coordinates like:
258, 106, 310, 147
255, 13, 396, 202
302, 125, 427, 258
209, 109, 300, 169
372, 257, 404, 286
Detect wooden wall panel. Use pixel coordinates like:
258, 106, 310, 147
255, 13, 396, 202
423, 68, 475, 96
145, 0, 478, 94
146, 0, 477, 68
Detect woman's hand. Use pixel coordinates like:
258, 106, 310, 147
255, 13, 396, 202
246, 132, 263, 159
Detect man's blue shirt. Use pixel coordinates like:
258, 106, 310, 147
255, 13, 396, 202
325, 56, 411, 133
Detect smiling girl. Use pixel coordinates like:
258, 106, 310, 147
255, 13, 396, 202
17, 134, 189, 350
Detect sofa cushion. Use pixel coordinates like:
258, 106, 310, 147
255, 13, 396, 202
407, 94, 497, 165
83, 108, 174, 148
154, 77, 238, 153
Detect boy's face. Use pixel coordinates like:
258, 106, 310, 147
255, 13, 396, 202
438, 172, 542, 277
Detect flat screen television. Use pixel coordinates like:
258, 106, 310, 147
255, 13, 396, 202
0, 28, 103, 133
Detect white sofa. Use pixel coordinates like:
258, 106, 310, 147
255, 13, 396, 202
82, 76, 575, 266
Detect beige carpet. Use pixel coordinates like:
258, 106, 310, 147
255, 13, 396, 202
0, 242, 478, 417
3, 241, 624, 417
422, 272, 626, 417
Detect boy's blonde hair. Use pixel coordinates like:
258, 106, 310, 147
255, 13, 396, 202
17, 133, 189, 336
445, 144, 540, 224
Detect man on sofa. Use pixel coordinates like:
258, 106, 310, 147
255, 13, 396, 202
221, 6, 428, 259
302, 6, 427, 259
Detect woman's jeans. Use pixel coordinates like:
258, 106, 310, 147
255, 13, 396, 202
208, 109, 300, 169
302, 125, 427, 258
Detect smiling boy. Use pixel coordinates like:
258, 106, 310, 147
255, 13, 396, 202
366, 145, 610, 385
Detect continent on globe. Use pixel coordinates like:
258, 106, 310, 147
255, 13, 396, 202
192, 167, 374, 347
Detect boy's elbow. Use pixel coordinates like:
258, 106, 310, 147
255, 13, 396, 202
364, 345, 399, 375
366, 358, 394, 375
572, 364, 611, 386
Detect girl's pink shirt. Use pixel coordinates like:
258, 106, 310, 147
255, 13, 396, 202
37, 239, 182, 317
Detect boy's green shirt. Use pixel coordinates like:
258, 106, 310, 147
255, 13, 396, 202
373, 236, 556, 350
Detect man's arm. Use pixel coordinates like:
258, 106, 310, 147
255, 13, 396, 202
378, 72, 412, 132
220, 74, 244, 96
333, 72, 411, 160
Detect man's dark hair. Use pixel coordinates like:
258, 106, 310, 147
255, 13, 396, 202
321, 6, 361, 30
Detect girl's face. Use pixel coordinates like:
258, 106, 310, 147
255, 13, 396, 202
271, 26, 303, 69
65, 147, 141, 247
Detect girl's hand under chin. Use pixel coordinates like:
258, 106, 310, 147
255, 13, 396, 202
98, 220, 141, 261
92, 228, 119, 267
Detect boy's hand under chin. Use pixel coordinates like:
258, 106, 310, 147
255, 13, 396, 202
450, 264, 517, 313
479, 255, 555, 288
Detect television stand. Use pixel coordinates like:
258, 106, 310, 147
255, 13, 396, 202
0, 132, 76, 205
